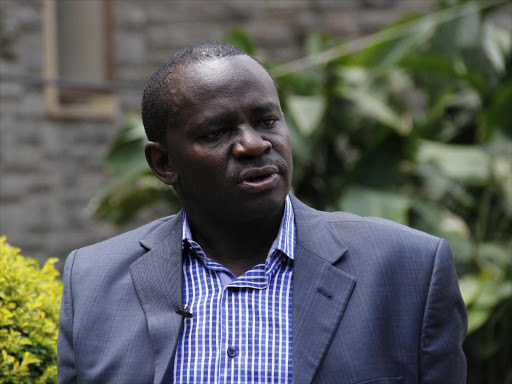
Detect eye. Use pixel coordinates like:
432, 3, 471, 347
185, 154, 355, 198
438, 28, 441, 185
205, 128, 226, 139
260, 119, 277, 127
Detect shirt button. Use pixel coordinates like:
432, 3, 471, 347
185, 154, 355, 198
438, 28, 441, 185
227, 346, 237, 357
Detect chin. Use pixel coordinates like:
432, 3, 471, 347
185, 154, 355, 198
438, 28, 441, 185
233, 190, 288, 223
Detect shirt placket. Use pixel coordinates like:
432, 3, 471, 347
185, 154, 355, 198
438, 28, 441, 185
214, 282, 231, 383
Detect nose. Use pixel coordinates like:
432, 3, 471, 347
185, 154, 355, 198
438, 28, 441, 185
232, 125, 272, 158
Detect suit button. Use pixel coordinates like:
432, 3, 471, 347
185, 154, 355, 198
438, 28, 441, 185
227, 347, 237, 357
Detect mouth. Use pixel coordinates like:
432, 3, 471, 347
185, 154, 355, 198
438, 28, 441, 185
238, 166, 280, 193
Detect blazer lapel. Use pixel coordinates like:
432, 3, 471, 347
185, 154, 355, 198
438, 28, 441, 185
130, 213, 184, 384
291, 196, 357, 384
128, 198, 355, 384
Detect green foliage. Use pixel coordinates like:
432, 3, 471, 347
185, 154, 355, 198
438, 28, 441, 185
224, 28, 256, 56
0, 237, 62, 383
86, 113, 180, 226
90, 1, 511, 381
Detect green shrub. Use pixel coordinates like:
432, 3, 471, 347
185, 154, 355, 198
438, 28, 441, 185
0, 236, 62, 383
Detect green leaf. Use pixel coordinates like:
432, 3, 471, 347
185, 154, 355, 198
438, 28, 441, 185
285, 114, 313, 167
473, 279, 512, 310
431, 2, 481, 57
106, 114, 148, 176
453, 2, 480, 49
492, 156, 512, 217
305, 33, 332, 56
345, 89, 412, 135
417, 140, 492, 186
286, 94, 326, 136
439, 210, 471, 238
339, 186, 411, 225
88, 171, 180, 226
21, 351, 40, 366
352, 16, 435, 68
477, 243, 512, 272
400, 52, 459, 76
459, 274, 482, 306
224, 28, 255, 55
482, 80, 512, 139
276, 71, 324, 96
409, 199, 473, 263
467, 306, 492, 334
482, 21, 507, 74
399, 53, 487, 95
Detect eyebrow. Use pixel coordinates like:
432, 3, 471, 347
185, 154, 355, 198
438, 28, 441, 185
196, 114, 232, 131
250, 103, 280, 115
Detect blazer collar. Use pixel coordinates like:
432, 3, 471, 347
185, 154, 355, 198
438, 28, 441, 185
290, 195, 356, 384
138, 212, 183, 251
290, 195, 349, 264
130, 211, 184, 384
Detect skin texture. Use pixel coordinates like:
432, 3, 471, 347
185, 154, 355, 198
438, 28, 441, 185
145, 55, 293, 276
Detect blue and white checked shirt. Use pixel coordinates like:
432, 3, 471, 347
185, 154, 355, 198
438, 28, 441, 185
173, 196, 295, 384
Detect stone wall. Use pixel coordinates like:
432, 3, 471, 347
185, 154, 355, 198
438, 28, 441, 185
1, 0, 442, 268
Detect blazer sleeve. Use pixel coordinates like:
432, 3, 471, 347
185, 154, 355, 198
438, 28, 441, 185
419, 239, 467, 383
57, 250, 78, 384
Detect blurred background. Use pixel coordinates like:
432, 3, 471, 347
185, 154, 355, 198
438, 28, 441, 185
0, 0, 511, 382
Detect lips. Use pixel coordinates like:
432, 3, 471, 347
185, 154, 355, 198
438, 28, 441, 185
238, 165, 280, 193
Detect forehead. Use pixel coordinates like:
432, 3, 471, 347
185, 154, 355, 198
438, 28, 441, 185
171, 55, 279, 115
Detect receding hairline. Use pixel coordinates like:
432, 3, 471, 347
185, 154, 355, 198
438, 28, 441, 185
170, 54, 277, 89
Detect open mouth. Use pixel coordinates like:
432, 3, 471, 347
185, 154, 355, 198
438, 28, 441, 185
238, 166, 280, 192
246, 175, 270, 182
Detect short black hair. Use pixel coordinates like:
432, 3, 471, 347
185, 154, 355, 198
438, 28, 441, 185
141, 41, 273, 143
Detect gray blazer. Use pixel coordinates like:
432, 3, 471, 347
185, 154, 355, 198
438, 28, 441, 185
58, 196, 467, 383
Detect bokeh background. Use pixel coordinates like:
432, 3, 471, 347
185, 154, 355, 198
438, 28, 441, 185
1, 0, 450, 265
1, 0, 511, 382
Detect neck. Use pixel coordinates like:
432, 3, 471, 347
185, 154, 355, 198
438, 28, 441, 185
185, 204, 285, 276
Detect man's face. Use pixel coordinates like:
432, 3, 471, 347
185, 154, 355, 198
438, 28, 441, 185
165, 55, 293, 225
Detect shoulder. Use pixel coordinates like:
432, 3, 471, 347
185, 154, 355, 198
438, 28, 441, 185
325, 210, 444, 261
292, 195, 441, 247
291, 195, 444, 270
76, 214, 176, 254
292, 198, 456, 301
324, 210, 440, 243
65, 213, 180, 276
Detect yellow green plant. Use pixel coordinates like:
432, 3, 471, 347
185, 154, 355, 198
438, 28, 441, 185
0, 236, 62, 383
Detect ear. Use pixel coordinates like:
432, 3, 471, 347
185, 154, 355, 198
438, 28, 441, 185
145, 141, 178, 185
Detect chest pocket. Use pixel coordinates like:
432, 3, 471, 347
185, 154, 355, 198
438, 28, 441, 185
356, 377, 404, 384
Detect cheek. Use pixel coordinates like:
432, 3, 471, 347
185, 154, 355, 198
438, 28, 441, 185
272, 130, 292, 157
185, 147, 229, 178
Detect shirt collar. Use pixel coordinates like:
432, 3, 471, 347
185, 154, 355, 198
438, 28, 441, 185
181, 195, 295, 261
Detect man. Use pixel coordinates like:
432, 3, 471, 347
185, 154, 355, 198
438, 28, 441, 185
58, 42, 467, 383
